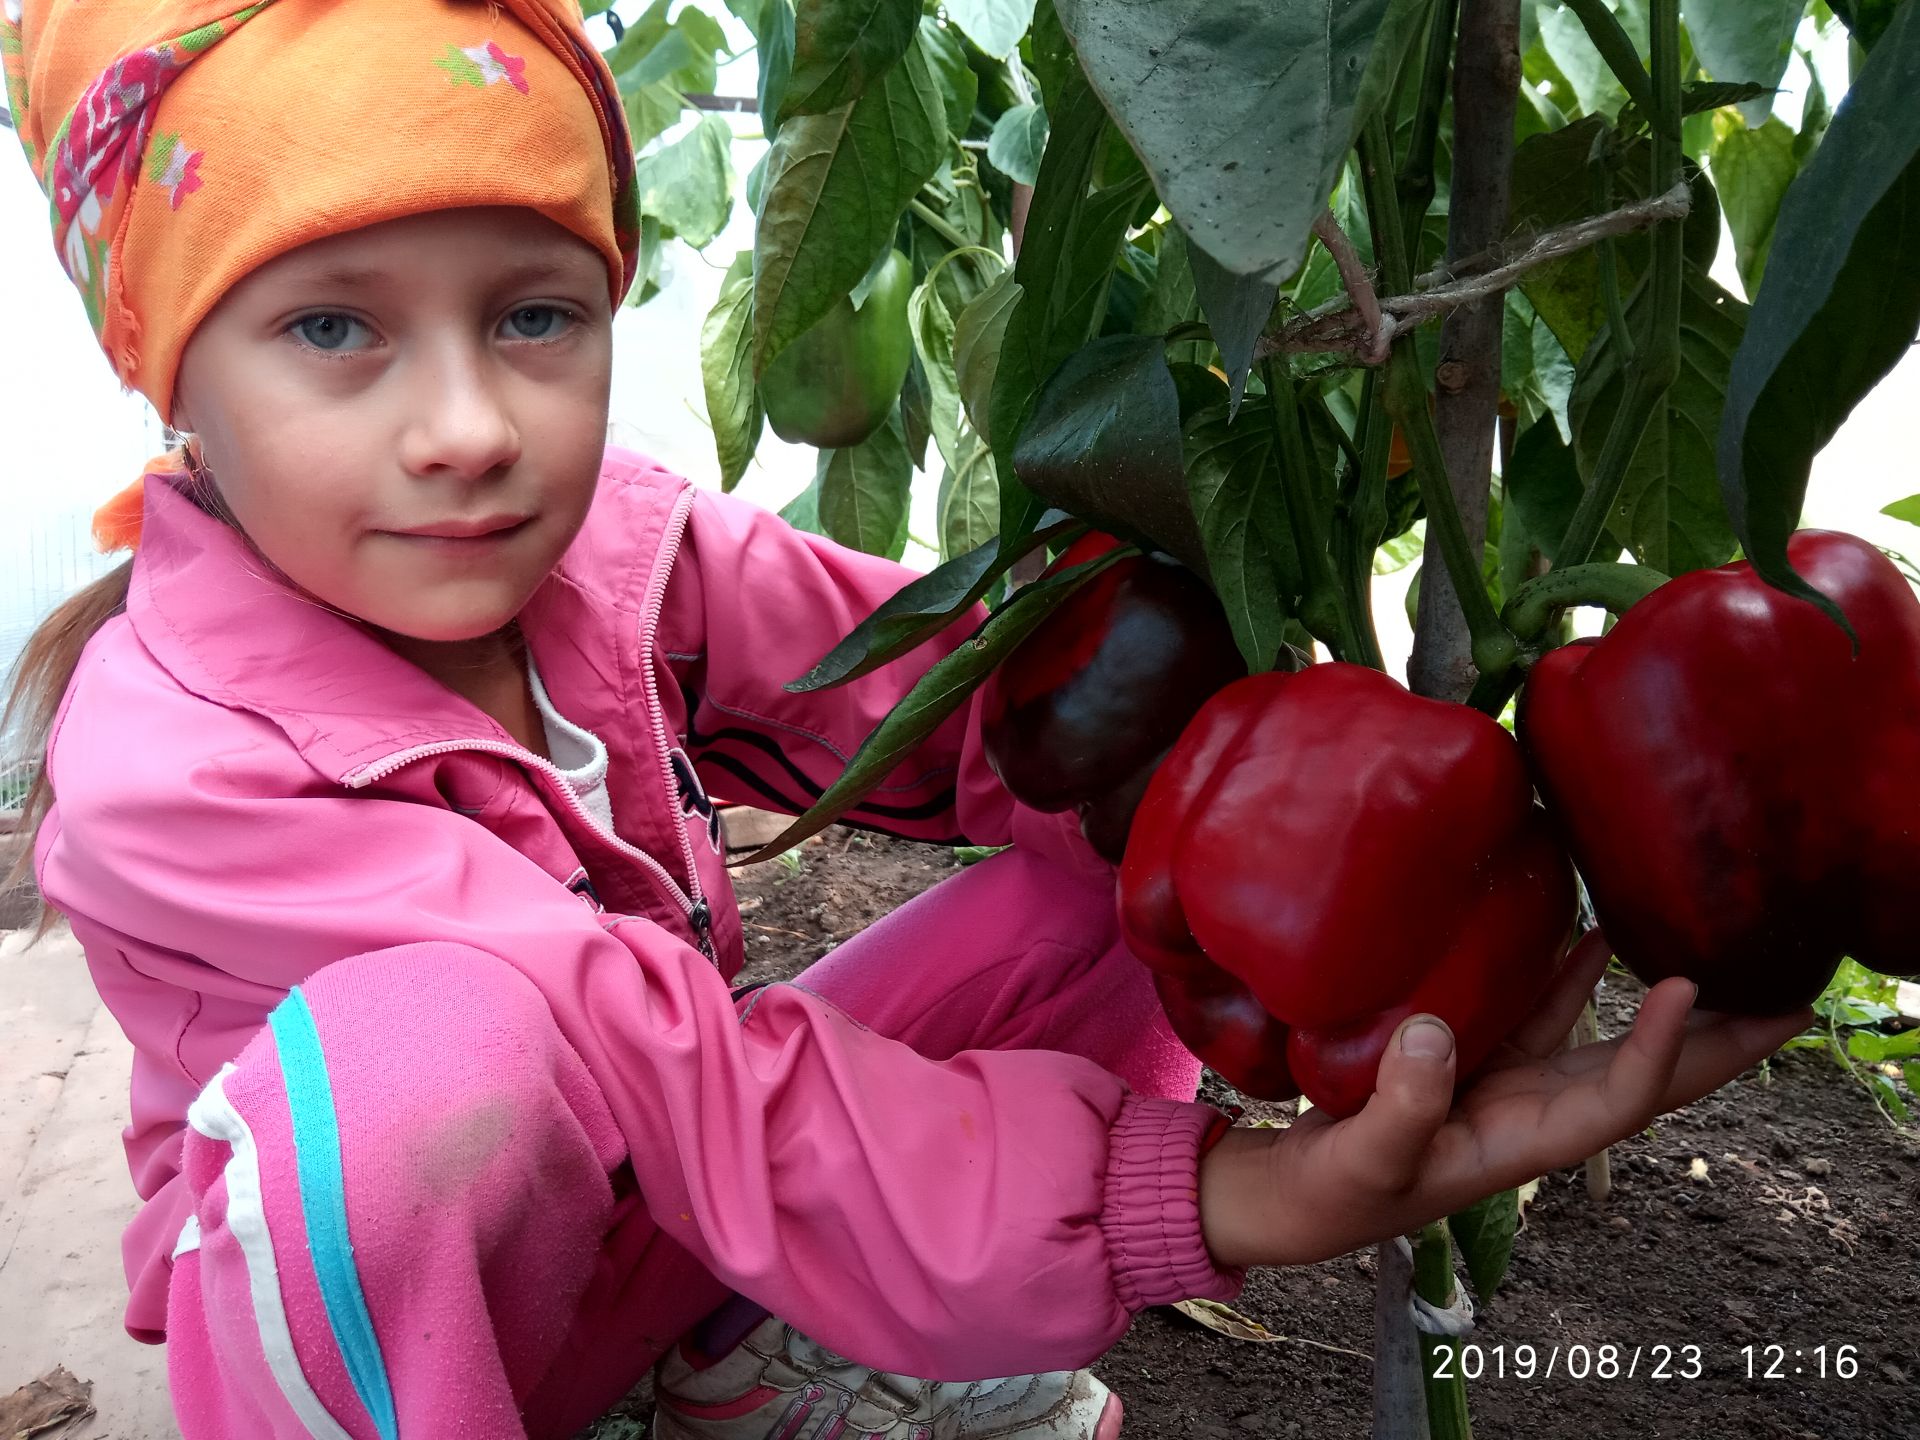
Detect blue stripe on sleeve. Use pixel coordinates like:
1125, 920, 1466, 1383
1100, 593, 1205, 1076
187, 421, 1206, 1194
269, 988, 400, 1440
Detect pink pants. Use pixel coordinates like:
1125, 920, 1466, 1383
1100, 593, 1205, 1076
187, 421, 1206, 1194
162, 844, 1202, 1439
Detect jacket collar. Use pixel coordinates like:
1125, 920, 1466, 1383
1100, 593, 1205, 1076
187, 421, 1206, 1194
123, 463, 673, 784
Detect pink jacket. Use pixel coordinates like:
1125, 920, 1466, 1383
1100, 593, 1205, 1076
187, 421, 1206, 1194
35, 448, 1241, 1370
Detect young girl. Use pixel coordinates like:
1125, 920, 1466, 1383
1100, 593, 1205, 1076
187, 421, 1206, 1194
1, 3, 1811, 1438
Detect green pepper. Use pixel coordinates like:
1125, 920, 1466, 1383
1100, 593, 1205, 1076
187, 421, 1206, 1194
760, 249, 915, 451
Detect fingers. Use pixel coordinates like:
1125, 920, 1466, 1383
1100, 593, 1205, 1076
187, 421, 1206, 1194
1657, 1004, 1814, 1113
1332, 1014, 1457, 1194
1593, 975, 1695, 1120
1508, 928, 1614, 1058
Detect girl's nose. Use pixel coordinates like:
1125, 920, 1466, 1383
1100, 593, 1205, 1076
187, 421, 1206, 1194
399, 341, 523, 482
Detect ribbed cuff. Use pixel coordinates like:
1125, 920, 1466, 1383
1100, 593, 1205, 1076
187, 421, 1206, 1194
1101, 1095, 1248, 1312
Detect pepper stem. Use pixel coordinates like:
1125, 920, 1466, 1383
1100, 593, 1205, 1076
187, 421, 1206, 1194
1502, 562, 1669, 641
1415, 1221, 1474, 1440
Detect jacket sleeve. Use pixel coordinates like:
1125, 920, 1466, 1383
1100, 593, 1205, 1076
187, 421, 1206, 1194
656, 483, 1068, 854
36, 721, 1244, 1380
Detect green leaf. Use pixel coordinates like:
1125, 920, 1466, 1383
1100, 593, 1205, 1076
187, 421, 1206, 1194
623, 213, 668, 311
739, 545, 1134, 862
700, 252, 762, 493
1502, 292, 1575, 444
917, 16, 982, 137
910, 273, 967, 473
1504, 419, 1599, 566
758, 0, 796, 130
779, 473, 825, 534
1448, 1188, 1519, 1304
779, 0, 919, 121
953, 271, 1030, 451
1828, 0, 1911, 49
1576, 269, 1749, 575
753, 31, 948, 373
817, 408, 914, 559
1186, 236, 1280, 411
788, 517, 1076, 691
633, 113, 736, 250
1537, 0, 1647, 118
1685, 0, 1803, 125
1710, 112, 1799, 299
1882, 494, 1920, 525
1013, 334, 1208, 575
1719, 0, 1920, 627
1184, 399, 1304, 671
946, 0, 1039, 59
938, 429, 1002, 560
1904, 1060, 1920, 1097
1052, 0, 1430, 279
622, 80, 688, 152
1847, 1027, 1920, 1063
987, 102, 1050, 186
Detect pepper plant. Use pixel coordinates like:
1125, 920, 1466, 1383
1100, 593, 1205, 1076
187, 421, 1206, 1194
593, 1, 1920, 1435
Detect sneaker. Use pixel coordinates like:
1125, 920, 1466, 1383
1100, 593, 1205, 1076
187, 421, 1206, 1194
650, 1311, 1124, 1440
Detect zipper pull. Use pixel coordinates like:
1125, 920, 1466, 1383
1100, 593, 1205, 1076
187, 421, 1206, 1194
688, 898, 715, 962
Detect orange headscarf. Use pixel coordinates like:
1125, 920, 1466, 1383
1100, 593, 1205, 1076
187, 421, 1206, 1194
3, 0, 640, 551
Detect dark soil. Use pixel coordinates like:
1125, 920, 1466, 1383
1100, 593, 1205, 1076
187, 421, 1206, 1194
585, 825, 1920, 1440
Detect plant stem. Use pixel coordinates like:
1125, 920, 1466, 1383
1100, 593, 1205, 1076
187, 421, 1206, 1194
1414, 1222, 1474, 1440
908, 197, 975, 252
1412, 0, 1522, 703
1561, 0, 1659, 123
1501, 561, 1669, 640
1397, 0, 1462, 266
1592, 160, 1635, 368
1264, 360, 1360, 660
1552, 0, 1684, 570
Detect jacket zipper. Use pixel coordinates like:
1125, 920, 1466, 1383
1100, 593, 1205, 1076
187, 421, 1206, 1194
339, 484, 716, 964
341, 738, 715, 961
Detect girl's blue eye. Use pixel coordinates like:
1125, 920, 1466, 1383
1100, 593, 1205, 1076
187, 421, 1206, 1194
286, 305, 580, 356
293, 313, 363, 352
506, 304, 576, 340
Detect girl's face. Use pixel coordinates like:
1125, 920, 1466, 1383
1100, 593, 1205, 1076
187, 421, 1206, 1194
170, 205, 615, 645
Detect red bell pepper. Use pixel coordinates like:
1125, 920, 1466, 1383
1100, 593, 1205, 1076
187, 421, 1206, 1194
1119, 663, 1576, 1118
982, 533, 1246, 861
1518, 530, 1920, 1014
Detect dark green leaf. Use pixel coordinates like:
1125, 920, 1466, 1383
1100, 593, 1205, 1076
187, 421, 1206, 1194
623, 213, 668, 310
1504, 418, 1597, 566
787, 517, 1074, 692
953, 271, 1030, 451
1184, 399, 1303, 670
1502, 292, 1575, 443
780, 0, 918, 121
1828, 0, 1909, 48
1686, 0, 1802, 125
779, 473, 826, 533
1026, 0, 1077, 110
818, 408, 914, 558
987, 102, 1050, 186
740, 546, 1134, 862
634, 113, 736, 250
1448, 1188, 1519, 1304
901, 355, 934, 470
1615, 79, 1773, 135
938, 429, 1002, 560
910, 270, 968, 472
947, 0, 1039, 59
1709, 112, 1799, 299
1576, 270, 1748, 576
1013, 335, 1207, 574
758, 0, 796, 130
1537, 0, 1647, 117
918, 17, 982, 137
1719, 0, 1920, 625
1883, 494, 1920, 525
753, 31, 948, 372
700, 252, 762, 493
1186, 236, 1280, 411
1054, 0, 1429, 279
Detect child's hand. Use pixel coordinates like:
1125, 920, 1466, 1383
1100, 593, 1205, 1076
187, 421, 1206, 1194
1198, 931, 1814, 1270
